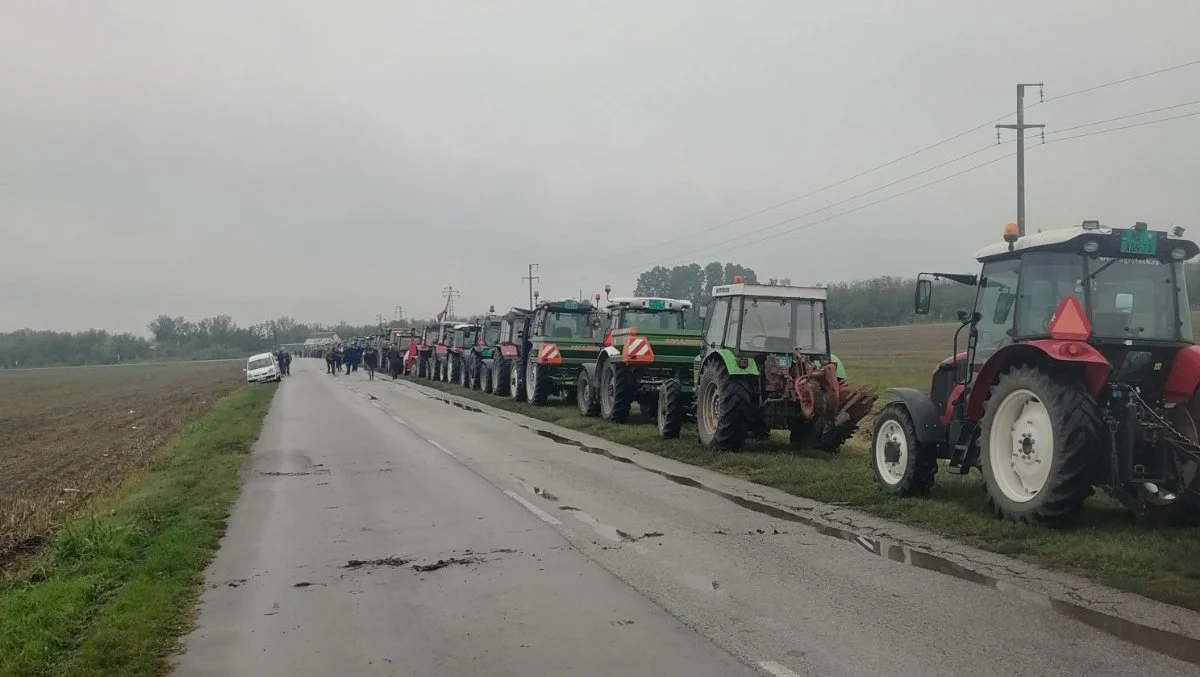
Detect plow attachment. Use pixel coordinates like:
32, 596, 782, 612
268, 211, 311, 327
768, 355, 877, 451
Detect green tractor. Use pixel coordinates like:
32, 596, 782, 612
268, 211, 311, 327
577, 289, 704, 431
687, 279, 876, 451
466, 310, 504, 392
447, 323, 482, 386
513, 296, 607, 405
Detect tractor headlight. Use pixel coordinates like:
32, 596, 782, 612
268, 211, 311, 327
1172, 247, 1188, 261
1082, 239, 1100, 254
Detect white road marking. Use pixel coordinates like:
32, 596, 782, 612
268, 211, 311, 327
759, 661, 803, 677
392, 415, 407, 425
427, 440, 455, 458
503, 490, 563, 526
372, 402, 382, 409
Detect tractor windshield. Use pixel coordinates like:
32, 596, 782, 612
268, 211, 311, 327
545, 310, 592, 339
483, 322, 502, 345
1015, 252, 1192, 342
737, 297, 829, 354
620, 309, 686, 331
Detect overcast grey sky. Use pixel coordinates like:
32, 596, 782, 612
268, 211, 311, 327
2, 1, 1198, 334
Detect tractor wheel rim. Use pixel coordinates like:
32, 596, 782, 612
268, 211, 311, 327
875, 419, 907, 485
602, 368, 614, 410
990, 388, 1053, 503
700, 381, 719, 436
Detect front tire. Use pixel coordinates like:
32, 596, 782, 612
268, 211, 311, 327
577, 369, 600, 416
696, 360, 755, 450
481, 362, 494, 394
870, 402, 938, 495
980, 366, 1099, 526
657, 378, 684, 439
600, 361, 635, 422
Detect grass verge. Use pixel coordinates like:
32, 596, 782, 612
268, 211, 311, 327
418, 377, 1200, 613
0, 385, 275, 677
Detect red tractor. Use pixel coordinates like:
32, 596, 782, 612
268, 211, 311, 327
871, 220, 1200, 525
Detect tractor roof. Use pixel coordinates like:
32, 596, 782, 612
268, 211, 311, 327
537, 298, 596, 311
710, 283, 828, 301
605, 296, 692, 311
974, 221, 1199, 262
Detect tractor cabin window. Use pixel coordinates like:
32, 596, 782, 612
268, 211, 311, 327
737, 298, 829, 354
544, 311, 590, 339
622, 309, 686, 331
1087, 257, 1184, 342
705, 298, 730, 347
973, 258, 1021, 358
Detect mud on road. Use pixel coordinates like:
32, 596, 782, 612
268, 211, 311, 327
0, 361, 245, 566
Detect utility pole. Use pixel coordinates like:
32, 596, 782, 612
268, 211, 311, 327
522, 264, 540, 309
376, 313, 385, 331
996, 82, 1045, 236
393, 305, 404, 323
441, 285, 461, 320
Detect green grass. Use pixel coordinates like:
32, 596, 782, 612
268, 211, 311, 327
0, 385, 275, 677
420, 378, 1200, 613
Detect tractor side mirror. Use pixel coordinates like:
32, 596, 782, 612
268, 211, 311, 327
993, 292, 1016, 325
698, 305, 707, 319
914, 279, 932, 315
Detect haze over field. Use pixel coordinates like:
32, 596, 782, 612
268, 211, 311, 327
3, 1, 1199, 333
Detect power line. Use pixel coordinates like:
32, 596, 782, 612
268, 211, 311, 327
1039, 57, 1200, 105
627, 142, 1012, 270
1044, 98, 1200, 136
655, 149, 1022, 268
1043, 109, 1200, 145
662, 107, 1200, 266
605, 56, 1200, 263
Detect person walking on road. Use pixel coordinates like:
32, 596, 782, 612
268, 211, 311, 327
387, 344, 402, 379
363, 344, 379, 380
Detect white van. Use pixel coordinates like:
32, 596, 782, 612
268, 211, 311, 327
246, 352, 281, 383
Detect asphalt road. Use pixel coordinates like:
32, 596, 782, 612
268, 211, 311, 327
174, 359, 1200, 677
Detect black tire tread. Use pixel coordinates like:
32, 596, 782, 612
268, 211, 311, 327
869, 402, 938, 496
980, 366, 1099, 526
657, 378, 684, 439
603, 362, 636, 422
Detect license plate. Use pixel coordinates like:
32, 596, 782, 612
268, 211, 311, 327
648, 299, 665, 310
1119, 229, 1157, 255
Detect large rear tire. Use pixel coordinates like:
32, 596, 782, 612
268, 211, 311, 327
870, 402, 938, 496
980, 366, 1099, 526
526, 361, 551, 405
657, 378, 684, 439
449, 356, 462, 385
510, 359, 525, 402
600, 361, 635, 422
430, 357, 441, 381
577, 369, 600, 417
417, 357, 427, 379
481, 362, 494, 394
696, 360, 755, 450
494, 357, 511, 397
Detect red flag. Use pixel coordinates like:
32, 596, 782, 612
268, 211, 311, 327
435, 296, 450, 322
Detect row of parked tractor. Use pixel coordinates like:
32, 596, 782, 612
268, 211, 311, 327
390, 221, 1200, 527
391, 281, 877, 455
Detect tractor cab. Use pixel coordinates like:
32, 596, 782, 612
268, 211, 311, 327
874, 220, 1200, 525
704, 281, 838, 375
606, 296, 691, 332
450, 323, 482, 353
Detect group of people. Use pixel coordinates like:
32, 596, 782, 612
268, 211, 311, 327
313, 338, 410, 381
274, 349, 292, 376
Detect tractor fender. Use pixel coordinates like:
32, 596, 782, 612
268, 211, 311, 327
1164, 345, 1200, 404
829, 352, 847, 380
579, 361, 598, 380
965, 340, 1110, 420
480, 357, 494, 370
885, 387, 946, 444
595, 347, 620, 373
708, 348, 759, 376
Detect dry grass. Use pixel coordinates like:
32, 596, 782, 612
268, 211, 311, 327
0, 362, 242, 567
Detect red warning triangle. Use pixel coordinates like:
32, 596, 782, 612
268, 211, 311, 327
1048, 296, 1091, 341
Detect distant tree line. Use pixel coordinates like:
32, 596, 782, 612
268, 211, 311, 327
0, 315, 408, 369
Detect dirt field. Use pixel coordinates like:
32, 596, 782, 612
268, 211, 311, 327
0, 361, 245, 566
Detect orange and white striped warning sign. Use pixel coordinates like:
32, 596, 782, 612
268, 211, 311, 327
537, 343, 562, 364
623, 336, 653, 362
